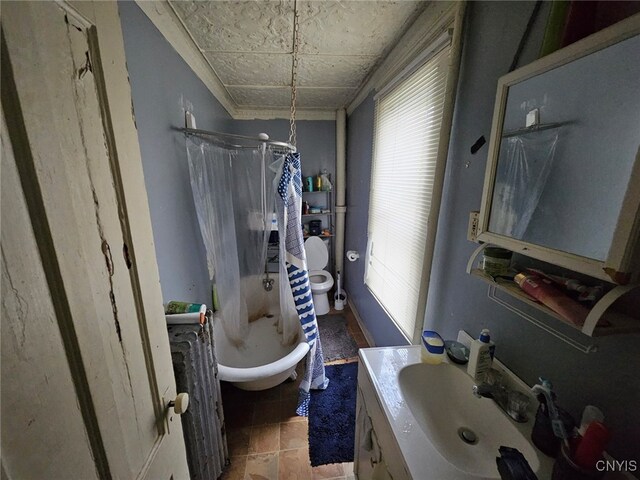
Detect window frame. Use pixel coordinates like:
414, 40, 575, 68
364, 22, 464, 344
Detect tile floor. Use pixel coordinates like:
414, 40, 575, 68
220, 306, 369, 480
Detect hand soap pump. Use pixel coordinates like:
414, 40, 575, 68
467, 329, 493, 382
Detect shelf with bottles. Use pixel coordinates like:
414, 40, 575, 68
302, 189, 332, 215
302, 212, 333, 217
466, 244, 640, 338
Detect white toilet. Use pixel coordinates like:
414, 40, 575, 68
304, 236, 334, 316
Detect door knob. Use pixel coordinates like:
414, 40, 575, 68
168, 393, 189, 415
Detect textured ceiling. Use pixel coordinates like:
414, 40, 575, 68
169, 1, 427, 112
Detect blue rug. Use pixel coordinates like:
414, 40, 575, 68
308, 362, 358, 466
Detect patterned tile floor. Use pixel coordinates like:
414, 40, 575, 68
220, 305, 369, 480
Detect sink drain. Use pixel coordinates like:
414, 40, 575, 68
458, 427, 478, 445
266, 314, 274, 318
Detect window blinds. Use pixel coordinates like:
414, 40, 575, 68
365, 43, 451, 340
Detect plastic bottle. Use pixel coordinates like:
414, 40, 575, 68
421, 330, 445, 364
165, 301, 207, 325
467, 329, 493, 382
514, 273, 589, 326
320, 169, 332, 191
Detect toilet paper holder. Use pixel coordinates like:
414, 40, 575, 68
346, 250, 360, 262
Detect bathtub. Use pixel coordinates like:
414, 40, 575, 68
211, 277, 309, 391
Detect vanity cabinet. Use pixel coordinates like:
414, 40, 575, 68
355, 363, 411, 480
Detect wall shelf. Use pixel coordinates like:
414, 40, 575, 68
467, 244, 640, 340
302, 189, 334, 275
303, 234, 333, 239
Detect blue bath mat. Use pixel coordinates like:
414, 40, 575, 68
308, 362, 358, 466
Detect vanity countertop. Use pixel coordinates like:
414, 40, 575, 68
358, 345, 554, 479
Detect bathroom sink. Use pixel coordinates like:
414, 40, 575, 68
398, 362, 539, 478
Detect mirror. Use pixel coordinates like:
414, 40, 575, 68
478, 16, 640, 283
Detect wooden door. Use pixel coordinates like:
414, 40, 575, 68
1, 2, 189, 478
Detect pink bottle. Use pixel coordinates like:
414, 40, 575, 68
514, 273, 590, 326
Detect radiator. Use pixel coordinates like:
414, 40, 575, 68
168, 323, 228, 480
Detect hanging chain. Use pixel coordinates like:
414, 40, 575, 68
288, 1, 300, 148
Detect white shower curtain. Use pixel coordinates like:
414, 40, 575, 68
186, 136, 300, 347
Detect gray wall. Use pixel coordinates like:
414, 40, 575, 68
233, 119, 336, 184
233, 119, 337, 234
346, 1, 639, 461
425, 2, 640, 462
119, 2, 233, 305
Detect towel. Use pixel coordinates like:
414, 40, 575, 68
276, 152, 329, 416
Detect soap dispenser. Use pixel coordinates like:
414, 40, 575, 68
467, 329, 493, 382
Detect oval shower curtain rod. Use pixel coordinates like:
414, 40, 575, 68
176, 126, 297, 153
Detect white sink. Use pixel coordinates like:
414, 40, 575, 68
398, 362, 540, 479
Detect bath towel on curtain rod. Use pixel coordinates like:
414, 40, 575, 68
276, 152, 329, 416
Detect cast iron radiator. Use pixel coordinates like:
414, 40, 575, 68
168, 323, 228, 479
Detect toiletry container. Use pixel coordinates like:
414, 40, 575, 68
421, 331, 445, 364
514, 273, 589, 326
467, 329, 493, 382
309, 220, 322, 236
320, 169, 332, 191
305, 176, 314, 192
481, 247, 512, 276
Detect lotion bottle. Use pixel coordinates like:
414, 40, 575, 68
467, 329, 493, 382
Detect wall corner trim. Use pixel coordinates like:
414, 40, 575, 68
233, 108, 337, 121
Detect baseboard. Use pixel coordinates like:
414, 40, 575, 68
346, 293, 376, 348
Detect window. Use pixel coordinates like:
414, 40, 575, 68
365, 40, 452, 341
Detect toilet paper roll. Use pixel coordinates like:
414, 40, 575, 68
346, 250, 360, 262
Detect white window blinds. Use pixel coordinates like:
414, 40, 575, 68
365, 43, 451, 340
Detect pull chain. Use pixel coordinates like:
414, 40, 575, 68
288, 1, 300, 148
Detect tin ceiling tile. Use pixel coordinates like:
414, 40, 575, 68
205, 53, 292, 86
297, 87, 358, 108
297, 1, 424, 55
227, 86, 292, 107
168, 0, 428, 112
173, 0, 295, 53
298, 55, 377, 87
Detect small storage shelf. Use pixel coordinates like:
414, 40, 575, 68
467, 244, 640, 338
303, 234, 333, 239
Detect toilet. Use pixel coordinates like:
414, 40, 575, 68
304, 236, 334, 316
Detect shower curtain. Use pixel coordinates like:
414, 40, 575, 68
186, 136, 279, 345
276, 152, 329, 415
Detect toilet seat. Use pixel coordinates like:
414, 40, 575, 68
308, 269, 334, 291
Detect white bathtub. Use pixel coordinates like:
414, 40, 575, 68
212, 277, 309, 391
212, 315, 309, 390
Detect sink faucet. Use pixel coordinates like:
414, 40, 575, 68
473, 379, 529, 423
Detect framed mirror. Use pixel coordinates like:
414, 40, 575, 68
477, 14, 640, 284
